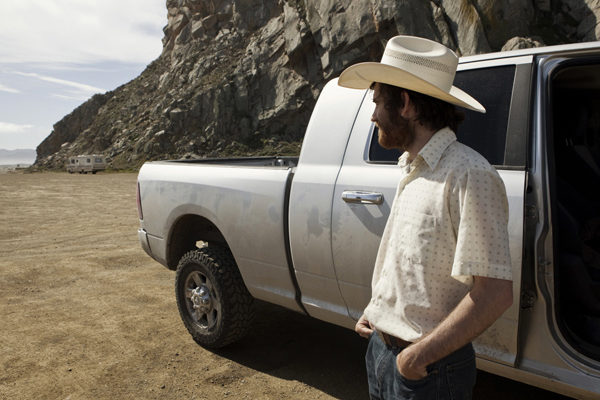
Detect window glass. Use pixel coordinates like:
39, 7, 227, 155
368, 65, 516, 166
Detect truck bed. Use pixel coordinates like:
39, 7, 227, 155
137, 157, 303, 312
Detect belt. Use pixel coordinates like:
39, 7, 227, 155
377, 330, 412, 349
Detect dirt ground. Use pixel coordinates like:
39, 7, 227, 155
0, 171, 573, 399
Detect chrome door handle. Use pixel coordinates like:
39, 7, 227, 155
342, 191, 384, 205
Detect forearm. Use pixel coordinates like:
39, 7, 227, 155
403, 277, 513, 369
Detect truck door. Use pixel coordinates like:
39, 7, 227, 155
288, 80, 368, 329
331, 58, 533, 367
538, 55, 600, 365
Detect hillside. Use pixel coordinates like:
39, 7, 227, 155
34, 0, 600, 169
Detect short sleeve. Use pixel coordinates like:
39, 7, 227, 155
450, 168, 512, 282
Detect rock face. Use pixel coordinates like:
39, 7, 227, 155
36, 93, 111, 162
34, 0, 600, 169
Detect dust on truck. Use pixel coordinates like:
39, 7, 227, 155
66, 155, 106, 174
137, 42, 600, 399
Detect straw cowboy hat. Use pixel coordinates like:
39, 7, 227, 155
338, 35, 485, 113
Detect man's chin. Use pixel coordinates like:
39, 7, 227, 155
378, 132, 392, 149
378, 138, 401, 150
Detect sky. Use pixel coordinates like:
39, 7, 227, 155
0, 0, 167, 151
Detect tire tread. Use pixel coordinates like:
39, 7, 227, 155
175, 246, 254, 348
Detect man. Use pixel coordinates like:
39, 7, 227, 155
338, 36, 513, 399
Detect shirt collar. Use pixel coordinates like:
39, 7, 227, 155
398, 127, 456, 170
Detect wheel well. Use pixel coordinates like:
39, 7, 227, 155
166, 215, 227, 269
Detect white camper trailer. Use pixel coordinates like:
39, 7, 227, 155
66, 155, 106, 174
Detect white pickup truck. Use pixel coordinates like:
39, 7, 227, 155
137, 42, 600, 399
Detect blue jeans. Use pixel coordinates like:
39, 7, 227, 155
366, 332, 476, 400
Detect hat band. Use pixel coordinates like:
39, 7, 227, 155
383, 48, 455, 75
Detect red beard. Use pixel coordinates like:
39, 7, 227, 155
377, 115, 415, 150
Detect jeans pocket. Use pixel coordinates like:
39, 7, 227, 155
394, 362, 436, 387
446, 355, 476, 399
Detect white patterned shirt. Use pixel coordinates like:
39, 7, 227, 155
364, 127, 512, 341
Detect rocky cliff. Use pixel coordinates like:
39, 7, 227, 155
34, 0, 600, 169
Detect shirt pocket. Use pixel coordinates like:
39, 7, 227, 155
398, 211, 438, 263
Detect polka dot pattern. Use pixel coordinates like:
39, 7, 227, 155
364, 127, 512, 341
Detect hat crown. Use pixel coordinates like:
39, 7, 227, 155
337, 35, 485, 113
380, 36, 457, 92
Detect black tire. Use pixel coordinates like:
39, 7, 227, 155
175, 246, 254, 348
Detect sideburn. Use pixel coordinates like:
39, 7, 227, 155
389, 109, 415, 150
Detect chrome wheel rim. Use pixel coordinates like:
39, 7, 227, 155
184, 270, 220, 331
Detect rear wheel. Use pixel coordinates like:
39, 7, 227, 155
175, 246, 254, 348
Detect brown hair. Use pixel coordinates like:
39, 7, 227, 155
372, 83, 465, 132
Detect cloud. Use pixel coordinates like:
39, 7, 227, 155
0, 0, 165, 65
15, 72, 105, 96
0, 1, 165, 150
0, 83, 20, 94
0, 122, 34, 134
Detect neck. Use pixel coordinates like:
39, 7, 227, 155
405, 122, 436, 162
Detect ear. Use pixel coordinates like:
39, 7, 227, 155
399, 91, 416, 119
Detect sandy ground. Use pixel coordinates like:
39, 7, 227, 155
0, 171, 573, 399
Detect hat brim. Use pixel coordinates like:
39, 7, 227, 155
338, 62, 486, 113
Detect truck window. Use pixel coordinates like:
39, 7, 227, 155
368, 65, 516, 166
551, 61, 600, 361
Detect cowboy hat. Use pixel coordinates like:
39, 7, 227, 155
338, 35, 485, 113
